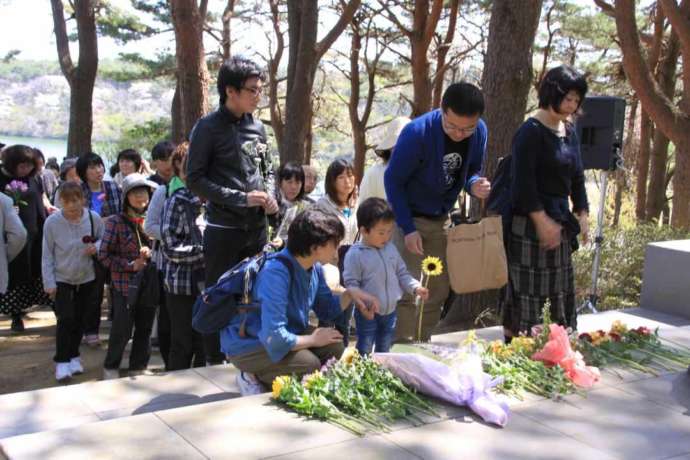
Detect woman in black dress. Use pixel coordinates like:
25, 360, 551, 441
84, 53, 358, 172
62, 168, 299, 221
0, 145, 50, 331
505, 66, 590, 339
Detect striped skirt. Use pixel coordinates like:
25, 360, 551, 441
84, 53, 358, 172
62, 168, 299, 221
503, 215, 577, 335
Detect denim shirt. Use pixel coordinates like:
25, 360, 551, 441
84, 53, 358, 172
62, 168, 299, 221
220, 249, 342, 363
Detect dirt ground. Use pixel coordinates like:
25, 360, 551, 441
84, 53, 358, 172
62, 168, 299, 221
0, 307, 165, 396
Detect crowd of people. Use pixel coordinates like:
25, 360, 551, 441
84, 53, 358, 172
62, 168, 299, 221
0, 56, 590, 396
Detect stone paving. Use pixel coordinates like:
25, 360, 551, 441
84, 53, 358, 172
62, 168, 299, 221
1, 308, 689, 460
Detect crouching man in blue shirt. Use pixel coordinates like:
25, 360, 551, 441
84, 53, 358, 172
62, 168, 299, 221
221, 208, 380, 395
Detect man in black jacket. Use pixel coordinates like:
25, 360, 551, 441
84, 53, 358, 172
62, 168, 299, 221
187, 56, 278, 364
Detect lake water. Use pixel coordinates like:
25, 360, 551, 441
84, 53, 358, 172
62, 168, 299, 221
0, 135, 68, 163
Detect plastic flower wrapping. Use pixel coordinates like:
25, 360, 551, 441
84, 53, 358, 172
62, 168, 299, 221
375, 343, 510, 427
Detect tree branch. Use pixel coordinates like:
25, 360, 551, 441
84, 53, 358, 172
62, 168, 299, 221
659, 0, 690, 56
593, 0, 616, 17
316, 0, 361, 60
50, 0, 75, 83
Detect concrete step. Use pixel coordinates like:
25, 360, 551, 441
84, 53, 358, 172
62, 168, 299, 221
0, 363, 242, 440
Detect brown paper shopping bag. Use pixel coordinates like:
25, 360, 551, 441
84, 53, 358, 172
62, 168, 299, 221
446, 215, 508, 294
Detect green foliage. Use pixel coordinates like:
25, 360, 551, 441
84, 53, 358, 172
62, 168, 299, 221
114, 117, 171, 154
573, 223, 690, 310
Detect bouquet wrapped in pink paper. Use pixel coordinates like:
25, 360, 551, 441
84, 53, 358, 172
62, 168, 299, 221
372, 348, 510, 427
532, 324, 600, 388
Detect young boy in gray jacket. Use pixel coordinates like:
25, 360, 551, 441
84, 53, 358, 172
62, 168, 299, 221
343, 198, 428, 354
43, 182, 104, 381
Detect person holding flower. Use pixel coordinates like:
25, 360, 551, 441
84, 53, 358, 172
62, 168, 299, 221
42, 182, 104, 381
0, 145, 50, 332
504, 65, 589, 338
220, 208, 380, 395
384, 83, 490, 342
343, 198, 428, 355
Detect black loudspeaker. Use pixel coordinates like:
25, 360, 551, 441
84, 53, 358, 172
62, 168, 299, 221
576, 96, 626, 170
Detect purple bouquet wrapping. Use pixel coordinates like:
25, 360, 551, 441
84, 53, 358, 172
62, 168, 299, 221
372, 346, 510, 427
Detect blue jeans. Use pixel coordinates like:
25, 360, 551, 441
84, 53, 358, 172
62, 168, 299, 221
354, 310, 397, 355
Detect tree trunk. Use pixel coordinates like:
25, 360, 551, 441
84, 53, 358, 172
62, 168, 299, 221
635, 111, 652, 220
645, 32, 679, 221
50, 0, 98, 156
171, 80, 184, 143
431, 0, 461, 109
222, 0, 236, 61
613, 97, 638, 227
169, 0, 210, 139
480, 0, 543, 180
672, 139, 690, 227
281, 0, 360, 164
267, 0, 285, 149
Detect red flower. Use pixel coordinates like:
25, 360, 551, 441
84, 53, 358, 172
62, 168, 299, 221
82, 235, 96, 244
609, 332, 622, 342
635, 326, 651, 336
579, 332, 593, 342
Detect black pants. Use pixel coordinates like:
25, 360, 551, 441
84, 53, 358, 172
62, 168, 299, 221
103, 289, 157, 371
83, 261, 106, 336
53, 280, 98, 363
157, 270, 171, 369
202, 224, 267, 364
167, 292, 206, 370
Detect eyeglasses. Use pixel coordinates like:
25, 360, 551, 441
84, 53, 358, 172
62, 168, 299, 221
442, 114, 477, 135
241, 86, 264, 97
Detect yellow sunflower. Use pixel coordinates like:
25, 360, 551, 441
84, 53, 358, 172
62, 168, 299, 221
340, 347, 359, 365
272, 375, 292, 399
421, 256, 443, 277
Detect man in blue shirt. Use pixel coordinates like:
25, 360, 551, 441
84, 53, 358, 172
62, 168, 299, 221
221, 208, 379, 395
384, 82, 491, 342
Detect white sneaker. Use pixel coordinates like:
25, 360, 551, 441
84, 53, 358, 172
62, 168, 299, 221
69, 357, 84, 375
103, 368, 119, 380
236, 372, 265, 396
55, 363, 72, 382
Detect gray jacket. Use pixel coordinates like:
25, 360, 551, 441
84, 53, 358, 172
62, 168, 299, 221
42, 209, 104, 289
0, 194, 27, 294
343, 241, 420, 316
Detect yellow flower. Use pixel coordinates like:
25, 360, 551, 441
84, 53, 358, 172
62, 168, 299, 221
462, 330, 478, 346
421, 256, 443, 277
610, 320, 628, 335
510, 336, 536, 354
272, 375, 292, 399
303, 371, 322, 389
340, 347, 359, 365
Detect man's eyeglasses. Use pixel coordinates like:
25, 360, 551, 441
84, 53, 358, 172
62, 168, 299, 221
241, 86, 264, 97
442, 114, 477, 135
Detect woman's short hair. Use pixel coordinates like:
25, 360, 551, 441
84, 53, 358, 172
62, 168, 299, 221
75, 152, 105, 183
324, 158, 355, 207
117, 148, 143, 171
1, 145, 39, 177
171, 142, 189, 177
217, 56, 266, 106
151, 141, 175, 162
538, 65, 588, 113
277, 162, 305, 201
287, 208, 345, 257
58, 181, 85, 203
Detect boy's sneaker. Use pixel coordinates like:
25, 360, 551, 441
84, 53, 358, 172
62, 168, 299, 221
103, 368, 119, 380
55, 363, 72, 382
236, 372, 265, 396
69, 357, 84, 375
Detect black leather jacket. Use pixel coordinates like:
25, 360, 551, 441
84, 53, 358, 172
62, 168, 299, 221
186, 106, 275, 229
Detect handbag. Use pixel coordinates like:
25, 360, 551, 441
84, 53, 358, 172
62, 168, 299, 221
446, 215, 508, 294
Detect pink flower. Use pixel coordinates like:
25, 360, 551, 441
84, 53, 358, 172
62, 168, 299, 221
97, 193, 106, 202
532, 324, 600, 388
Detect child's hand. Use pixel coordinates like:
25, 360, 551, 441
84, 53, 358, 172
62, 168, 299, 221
140, 247, 151, 259
132, 257, 147, 272
415, 286, 429, 301
44, 287, 56, 300
84, 244, 97, 256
